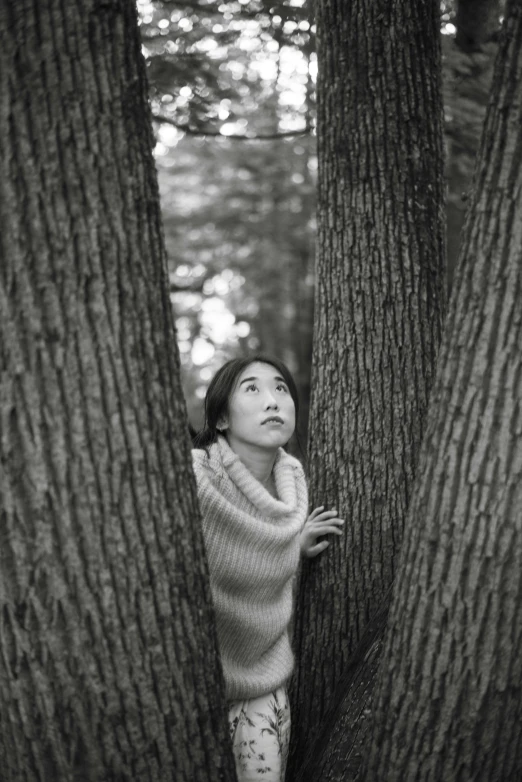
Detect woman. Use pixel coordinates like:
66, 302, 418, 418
192, 354, 344, 782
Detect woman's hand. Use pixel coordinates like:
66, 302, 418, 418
300, 506, 344, 558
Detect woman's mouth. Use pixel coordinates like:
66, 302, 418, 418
262, 416, 284, 425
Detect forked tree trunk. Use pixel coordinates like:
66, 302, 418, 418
289, 0, 446, 769
0, 2, 235, 780
361, 3, 522, 778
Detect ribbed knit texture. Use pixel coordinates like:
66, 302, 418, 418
192, 435, 308, 700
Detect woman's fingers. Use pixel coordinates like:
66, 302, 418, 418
311, 517, 344, 529
308, 540, 329, 557
309, 525, 342, 539
309, 507, 343, 523
302, 507, 345, 558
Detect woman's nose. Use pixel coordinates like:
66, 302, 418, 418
264, 394, 278, 409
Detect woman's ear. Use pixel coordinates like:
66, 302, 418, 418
217, 416, 229, 431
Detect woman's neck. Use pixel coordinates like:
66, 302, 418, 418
225, 434, 277, 485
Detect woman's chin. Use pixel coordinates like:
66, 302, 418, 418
259, 429, 293, 447
229, 427, 294, 451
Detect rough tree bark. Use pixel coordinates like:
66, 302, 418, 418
445, 0, 501, 285
288, 0, 446, 770
455, 0, 501, 51
0, 2, 236, 780
292, 590, 391, 782
361, 2, 522, 778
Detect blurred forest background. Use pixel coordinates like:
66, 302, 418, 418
139, 0, 498, 440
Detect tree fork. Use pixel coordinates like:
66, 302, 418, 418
293, 590, 391, 781
361, 2, 522, 778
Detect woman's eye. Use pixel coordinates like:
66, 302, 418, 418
276, 384, 289, 393
245, 383, 258, 392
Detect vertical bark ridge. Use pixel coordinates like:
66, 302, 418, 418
290, 0, 446, 763
363, 3, 522, 778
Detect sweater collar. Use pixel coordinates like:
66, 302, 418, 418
212, 435, 299, 517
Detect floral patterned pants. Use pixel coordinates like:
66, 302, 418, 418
228, 686, 291, 781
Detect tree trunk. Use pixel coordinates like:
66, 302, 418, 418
445, 0, 500, 287
0, 2, 235, 780
361, 2, 522, 778
455, 0, 501, 51
292, 591, 391, 782
288, 0, 446, 770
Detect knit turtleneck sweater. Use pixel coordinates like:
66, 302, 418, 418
192, 435, 308, 701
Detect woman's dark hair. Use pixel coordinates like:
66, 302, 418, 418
192, 353, 299, 450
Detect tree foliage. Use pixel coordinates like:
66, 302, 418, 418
140, 0, 314, 137
141, 0, 501, 438
140, 0, 316, 443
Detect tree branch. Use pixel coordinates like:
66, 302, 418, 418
152, 112, 313, 139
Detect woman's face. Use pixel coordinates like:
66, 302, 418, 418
220, 361, 296, 451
